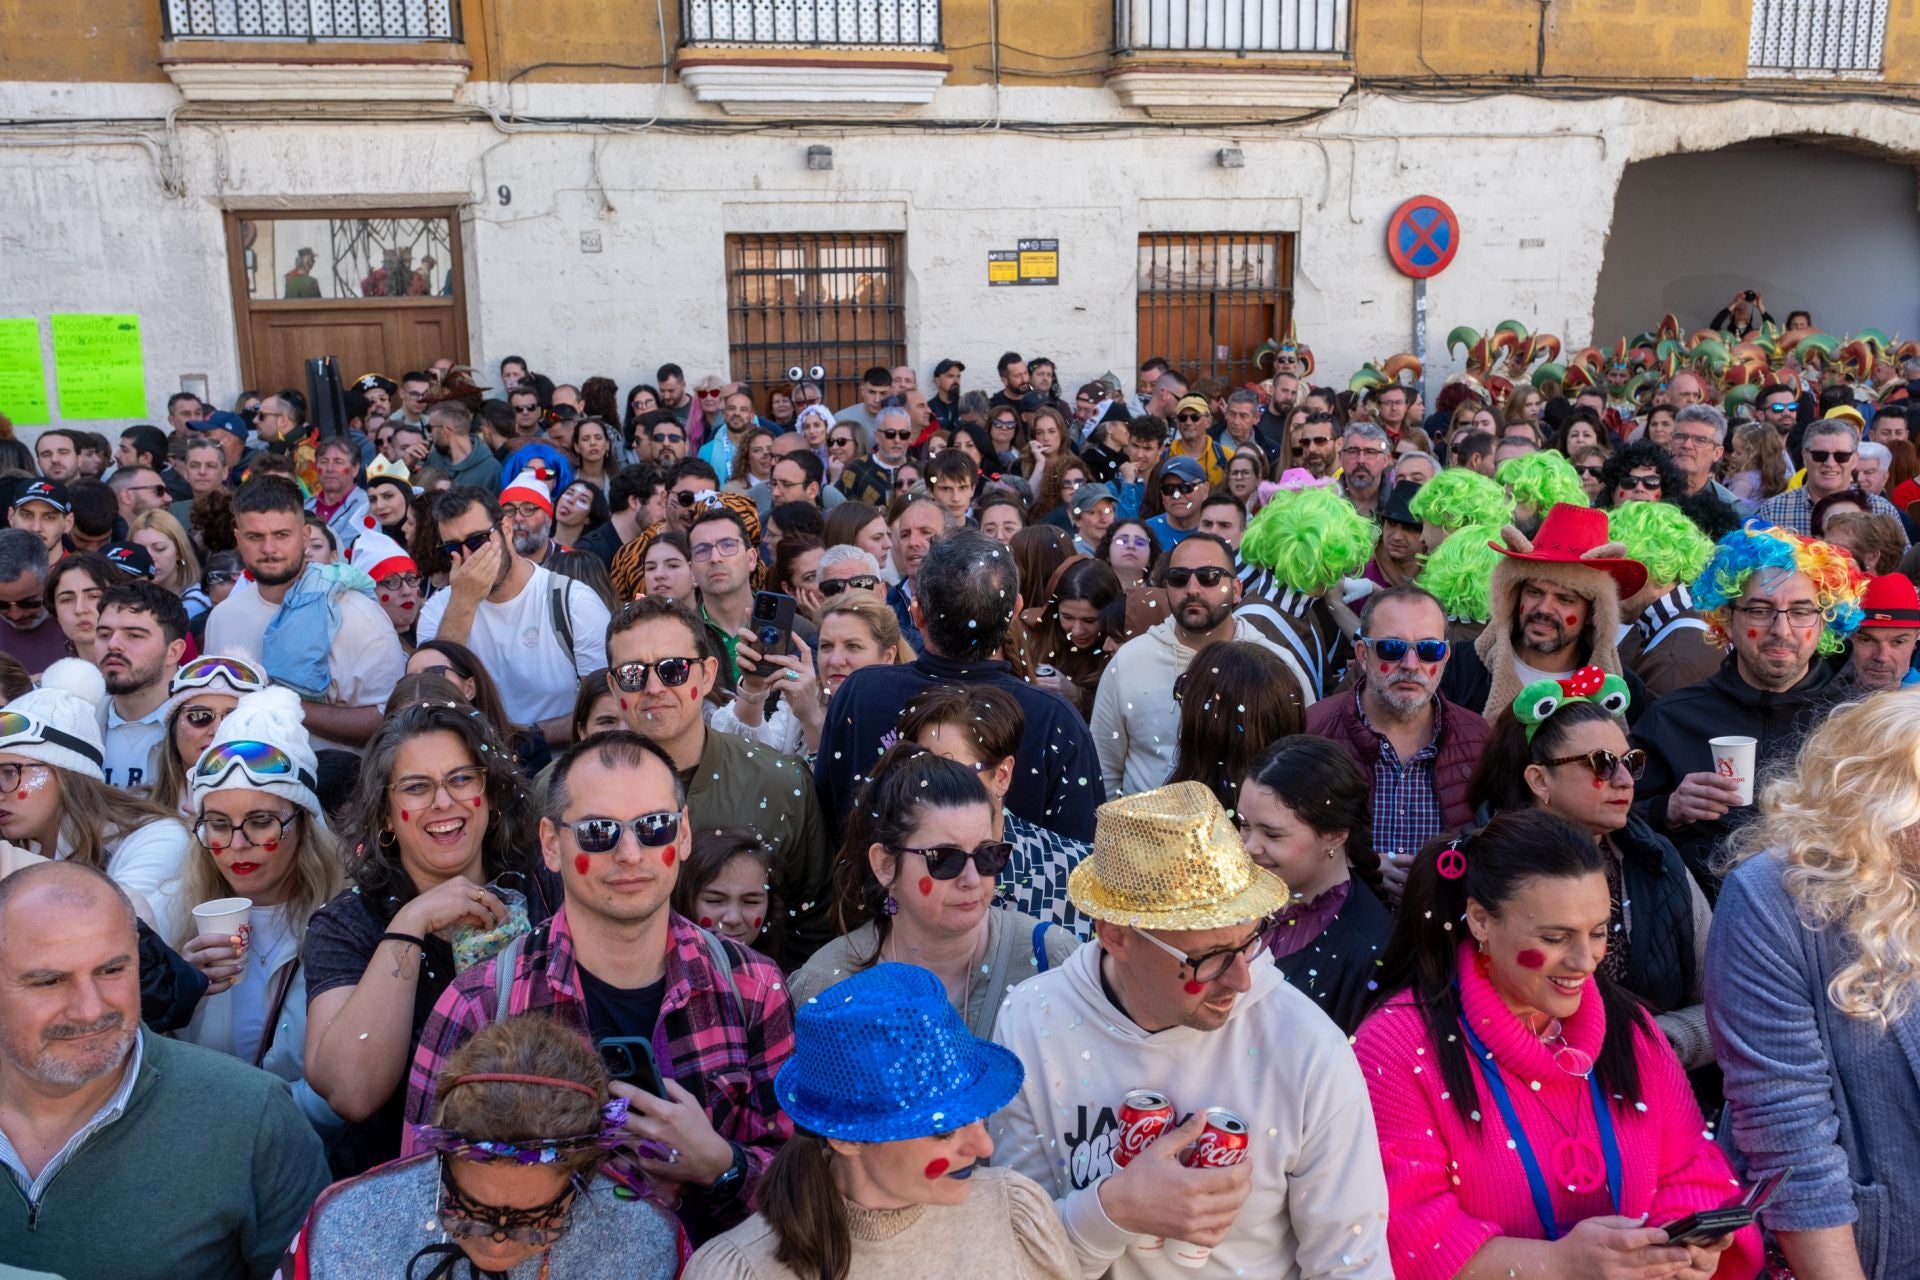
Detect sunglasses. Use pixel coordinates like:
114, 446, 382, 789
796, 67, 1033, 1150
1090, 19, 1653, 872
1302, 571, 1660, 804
440, 529, 493, 559
829, 436, 855, 448
204, 571, 237, 587
1363, 636, 1449, 663
0, 595, 41, 614
1160, 480, 1198, 498
513, 403, 541, 414
611, 657, 698, 692
195, 739, 318, 793
175, 655, 267, 692
1175, 412, 1205, 423
1574, 465, 1604, 479
890, 839, 1014, 880
819, 574, 879, 597
1541, 747, 1647, 781
1293, 435, 1332, 449
698, 389, 725, 399
991, 419, 1019, 431
1164, 565, 1231, 589
1764, 401, 1795, 413
1616, 475, 1661, 493
1806, 449, 1854, 464
878, 429, 913, 441
568, 811, 682, 853
180, 705, 226, 731
650, 433, 685, 446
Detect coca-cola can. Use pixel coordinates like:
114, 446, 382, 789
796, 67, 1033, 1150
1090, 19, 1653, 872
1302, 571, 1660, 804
1115, 1089, 1174, 1169
1170, 1109, 1251, 1268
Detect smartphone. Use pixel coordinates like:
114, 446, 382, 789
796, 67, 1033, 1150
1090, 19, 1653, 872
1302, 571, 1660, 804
751, 590, 797, 658
1660, 1166, 1791, 1246
597, 1036, 667, 1098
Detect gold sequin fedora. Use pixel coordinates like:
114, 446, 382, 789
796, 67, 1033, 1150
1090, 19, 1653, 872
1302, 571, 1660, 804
1068, 782, 1289, 931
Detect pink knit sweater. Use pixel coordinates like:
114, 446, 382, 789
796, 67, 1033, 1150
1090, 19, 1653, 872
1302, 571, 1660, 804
1350, 942, 1762, 1280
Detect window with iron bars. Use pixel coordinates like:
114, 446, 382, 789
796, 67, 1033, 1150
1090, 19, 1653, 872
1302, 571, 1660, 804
1137, 233, 1295, 393
1114, 0, 1348, 54
1748, 0, 1887, 77
164, 0, 459, 40
726, 234, 907, 415
684, 0, 940, 47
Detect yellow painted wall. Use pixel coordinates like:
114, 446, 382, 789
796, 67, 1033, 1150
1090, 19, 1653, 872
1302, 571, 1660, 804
1353, 0, 1750, 81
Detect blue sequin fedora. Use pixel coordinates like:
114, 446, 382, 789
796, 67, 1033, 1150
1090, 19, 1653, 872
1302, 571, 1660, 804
777, 962, 1025, 1143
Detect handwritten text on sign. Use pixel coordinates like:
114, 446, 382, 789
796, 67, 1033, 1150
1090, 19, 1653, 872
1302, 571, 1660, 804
51, 314, 147, 420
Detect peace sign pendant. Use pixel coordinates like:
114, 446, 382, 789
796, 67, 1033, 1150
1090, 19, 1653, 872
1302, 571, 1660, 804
1550, 1136, 1607, 1194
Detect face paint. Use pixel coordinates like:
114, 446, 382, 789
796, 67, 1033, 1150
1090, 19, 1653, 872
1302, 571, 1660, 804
918, 875, 934, 897
1516, 949, 1547, 970
1591, 777, 1606, 789
1183, 979, 1206, 995
662, 846, 676, 866
13, 792, 23, 801
1747, 629, 1758, 639
619, 699, 628, 710
400, 810, 410, 822
379, 593, 390, 602
1564, 615, 1579, 627
752, 916, 763, 930
574, 854, 591, 875
263, 841, 278, 852
923, 1158, 950, 1179
699, 916, 713, 928
1378, 661, 1393, 674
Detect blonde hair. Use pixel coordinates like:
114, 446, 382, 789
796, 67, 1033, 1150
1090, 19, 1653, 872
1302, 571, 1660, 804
129, 509, 203, 597
819, 594, 903, 657
1728, 689, 1920, 1025
169, 805, 343, 948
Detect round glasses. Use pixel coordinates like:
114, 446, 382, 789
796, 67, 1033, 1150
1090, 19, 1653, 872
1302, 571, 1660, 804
1540, 748, 1647, 781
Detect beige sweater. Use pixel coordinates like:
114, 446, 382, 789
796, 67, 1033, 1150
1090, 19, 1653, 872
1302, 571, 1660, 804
682, 1166, 1076, 1280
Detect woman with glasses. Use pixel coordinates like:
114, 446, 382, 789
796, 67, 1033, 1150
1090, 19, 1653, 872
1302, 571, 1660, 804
150, 654, 270, 816
720, 595, 902, 757
171, 687, 344, 1132
303, 699, 553, 1176
792, 745, 1077, 1039
1466, 673, 1714, 1067
129, 509, 209, 620
1570, 447, 1610, 504
623, 383, 662, 447
1096, 518, 1160, 591
987, 409, 1024, 472
824, 420, 868, 488
1224, 446, 1269, 507
1597, 440, 1684, 509
287, 1013, 685, 1278
1353, 808, 1759, 1280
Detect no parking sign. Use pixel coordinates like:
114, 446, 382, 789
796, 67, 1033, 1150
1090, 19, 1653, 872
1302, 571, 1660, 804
1386, 196, 1460, 279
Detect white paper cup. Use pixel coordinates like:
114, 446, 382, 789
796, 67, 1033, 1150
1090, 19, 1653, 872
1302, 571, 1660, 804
1709, 736, 1758, 806
192, 896, 254, 954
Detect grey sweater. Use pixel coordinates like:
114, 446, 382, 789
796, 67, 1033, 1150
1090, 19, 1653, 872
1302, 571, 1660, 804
0, 1029, 330, 1280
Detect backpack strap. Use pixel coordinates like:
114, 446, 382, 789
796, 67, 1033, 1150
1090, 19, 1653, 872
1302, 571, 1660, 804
491, 932, 528, 1024
1031, 920, 1053, 973
550, 582, 578, 677
697, 926, 744, 1020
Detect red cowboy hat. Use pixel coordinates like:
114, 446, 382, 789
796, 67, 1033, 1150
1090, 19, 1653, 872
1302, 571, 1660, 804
1488, 503, 1648, 600
1859, 573, 1920, 628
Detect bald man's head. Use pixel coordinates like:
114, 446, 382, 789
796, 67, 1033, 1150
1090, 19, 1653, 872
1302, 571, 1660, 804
0, 862, 141, 1090
0, 861, 137, 953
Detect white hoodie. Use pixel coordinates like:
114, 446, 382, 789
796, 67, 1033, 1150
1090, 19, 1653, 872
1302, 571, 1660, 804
991, 940, 1390, 1280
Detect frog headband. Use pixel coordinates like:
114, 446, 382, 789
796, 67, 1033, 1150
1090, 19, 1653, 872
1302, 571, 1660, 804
1513, 665, 1630, 740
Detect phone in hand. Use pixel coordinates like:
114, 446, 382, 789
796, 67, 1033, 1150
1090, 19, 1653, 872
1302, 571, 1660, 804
597, 1036, 667, 1098
1659, 1165, 1791, 1246
750, 590, 797, 659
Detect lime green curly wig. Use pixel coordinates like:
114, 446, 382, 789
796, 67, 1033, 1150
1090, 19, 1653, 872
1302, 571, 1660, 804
1496, 452, 1590, 516
1240, 486, 1376, 595
1418, 523, 1504, 622
1607, 501, 1714, 589
1406, 467, 1513, 533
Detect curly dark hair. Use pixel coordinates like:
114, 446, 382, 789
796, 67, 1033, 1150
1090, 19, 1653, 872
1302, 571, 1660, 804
189, 489, 237, 554
1597, 440, 1684, 508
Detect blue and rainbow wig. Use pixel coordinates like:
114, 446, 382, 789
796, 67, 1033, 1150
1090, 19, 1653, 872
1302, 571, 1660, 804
1691, 521, 1867, 655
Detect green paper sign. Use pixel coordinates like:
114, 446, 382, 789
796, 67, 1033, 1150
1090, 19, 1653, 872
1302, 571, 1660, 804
0, 319, 50, 427
51, 313, 147, 420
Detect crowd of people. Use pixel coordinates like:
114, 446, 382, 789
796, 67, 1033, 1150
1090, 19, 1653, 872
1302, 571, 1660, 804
3, 313, 1920, 1279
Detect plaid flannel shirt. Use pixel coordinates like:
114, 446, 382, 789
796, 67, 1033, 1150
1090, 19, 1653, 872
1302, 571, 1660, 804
403, 906, 794, 1212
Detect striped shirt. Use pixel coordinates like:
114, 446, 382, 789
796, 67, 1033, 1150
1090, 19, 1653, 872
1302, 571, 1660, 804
996, 810, 1092, 939
1235, 573, 1355, 700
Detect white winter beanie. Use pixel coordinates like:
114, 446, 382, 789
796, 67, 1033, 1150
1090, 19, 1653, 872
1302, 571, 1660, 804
188, 686, 323, 822
0, 659, 108, 781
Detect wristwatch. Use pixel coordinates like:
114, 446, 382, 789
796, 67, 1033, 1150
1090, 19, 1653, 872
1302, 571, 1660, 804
705, 1141, 748, 1202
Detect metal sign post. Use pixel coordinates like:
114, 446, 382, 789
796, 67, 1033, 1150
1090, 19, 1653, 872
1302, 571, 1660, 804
1413, 279, 1429, 410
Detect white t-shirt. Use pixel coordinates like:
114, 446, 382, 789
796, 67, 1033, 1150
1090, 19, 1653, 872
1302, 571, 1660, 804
416, 565, 610, 726
101, 699, 167, 792
204, 578, 406, 748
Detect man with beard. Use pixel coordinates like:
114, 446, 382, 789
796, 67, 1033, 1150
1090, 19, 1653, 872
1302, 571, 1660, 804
94, 582, 187, 790
1092, 533, 1273, 796
1842, 574, 1920, 692
1337, 422, 1392, 518
205, 476, 404, 748
418, 484, 610, 745
495, 464, 563, 565
1440, 503, 1651, 723
1287, 410, 1340, 480
1307, 586, 1490, 900
0, 863, 329, 1277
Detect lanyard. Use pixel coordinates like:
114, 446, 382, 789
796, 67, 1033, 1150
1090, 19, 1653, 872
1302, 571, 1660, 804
1456, 1004, 1622, 1240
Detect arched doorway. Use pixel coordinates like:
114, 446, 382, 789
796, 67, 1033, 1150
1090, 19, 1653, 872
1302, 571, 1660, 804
1591, 138, 1920, 341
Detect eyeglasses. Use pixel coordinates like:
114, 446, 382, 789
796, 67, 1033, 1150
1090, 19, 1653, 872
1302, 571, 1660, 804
878, 429, 913, 441
1764, 401, 1795, 413
1130, 925, 1269, 985
819, 574, 879, 598
1540, 748, 1647, 782
438, 1159, 579, 1247
829, 436, 855, 449
194, 810, 299, 851
1806, 449, 1854, 465
197, 740, 319, 794
175, 655, 267, 692
1175, 413, 1206, 424
1164, 565, 1231, 589
889, 840, 1014, 881
0, 762, 51, 793
1732, 602, 1824, 629
568, 811, 681, 853
0, 594, 41, 615
440, 529, 493, 559
380, 572, 422, 591
1574, 465, 1604, 479
1293, 434, 1332, 449
1362, 636, 1449, 663
690, 537, 744, 563
1668, 432, 1719, 450
650, 433, 685, 446
1341, 446, 1389, 460
1160, 480, 1198, 499
1617, 474, 1661, 491
391, 766, 488, 806
610, 657, 698, 691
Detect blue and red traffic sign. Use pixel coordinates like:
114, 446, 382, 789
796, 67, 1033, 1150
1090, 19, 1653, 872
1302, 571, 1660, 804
1386, 195, 1460, 279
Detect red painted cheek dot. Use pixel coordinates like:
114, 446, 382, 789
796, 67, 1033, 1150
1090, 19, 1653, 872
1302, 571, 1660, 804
1747, 629, 1758, 639
1516, 949, 1547, 970
1564, 615, 1580, 626
662, 847, 677, 866
1591, 777, 1606, 789
687, 686, 698, 702
1183, 979, 1207, 995
379, 593, 390, 602
472, 796, 484, 808
399, 810, 410, 822
1378, 661, 1393, 674
574, 854, 591, 875
699, 916, 713, 928
918, 875, 934, 897
619, 698, 628, 710
752, 916, 763, 929
263, 841, 279, 852
923, 1158, 950, 1179
14, 791, 24, 801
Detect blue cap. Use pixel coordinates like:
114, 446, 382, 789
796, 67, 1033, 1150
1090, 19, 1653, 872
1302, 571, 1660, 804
776, 963, 1025, 1143
191, 410, 250, 442
1162, 455, 1207, 484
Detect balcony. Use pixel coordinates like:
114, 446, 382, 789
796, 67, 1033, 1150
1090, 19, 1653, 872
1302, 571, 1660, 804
675, 0, 950, 118
1109, 0, 1353, 119
1748, 0, 1887, 79
159, 0, 469, 106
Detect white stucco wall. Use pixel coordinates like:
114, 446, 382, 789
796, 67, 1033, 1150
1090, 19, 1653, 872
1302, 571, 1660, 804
3, 78, 1918, 433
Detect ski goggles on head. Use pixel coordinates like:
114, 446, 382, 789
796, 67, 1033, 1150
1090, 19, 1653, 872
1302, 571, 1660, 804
194, 739, 316, 794
172, 656, 268, 695
0, 711, 104, 768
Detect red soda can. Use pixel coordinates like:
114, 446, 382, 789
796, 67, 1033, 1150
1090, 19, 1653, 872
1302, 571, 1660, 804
1180, 1108, 1250, 1170
1114, 1089, 1174, 1169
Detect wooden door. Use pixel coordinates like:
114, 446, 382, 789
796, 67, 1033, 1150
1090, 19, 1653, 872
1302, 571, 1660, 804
1137, 232, 1293, 391
226, 209, 468, 393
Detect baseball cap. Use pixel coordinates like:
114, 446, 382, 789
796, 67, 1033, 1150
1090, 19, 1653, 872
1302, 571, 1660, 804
13, 480, 70, 513
1162, 456, 1207, 484
933, 358, 966, 378
102, 543, 156, 580
191, 410, 251, 442
1069, 481, 1118, 518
